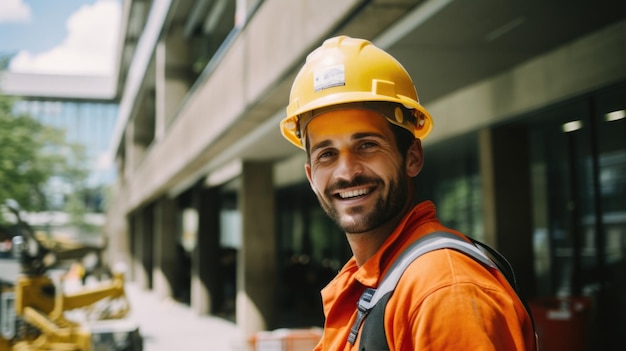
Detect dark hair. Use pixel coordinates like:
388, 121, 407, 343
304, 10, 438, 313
389, 122, 416, 159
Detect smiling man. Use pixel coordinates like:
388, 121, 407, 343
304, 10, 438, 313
280, 36, 536, 350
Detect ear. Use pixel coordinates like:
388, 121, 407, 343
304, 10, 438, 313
405, 138, 424, 177
304, 163, 318, 194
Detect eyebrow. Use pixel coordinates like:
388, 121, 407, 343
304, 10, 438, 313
353, 131, 386, 140
309, 131, 387, 154
310, 139, 332, 155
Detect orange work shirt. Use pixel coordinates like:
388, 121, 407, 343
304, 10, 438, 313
315, 201, 536, 350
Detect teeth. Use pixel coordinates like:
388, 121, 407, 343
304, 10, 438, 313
339, 188, 369, 199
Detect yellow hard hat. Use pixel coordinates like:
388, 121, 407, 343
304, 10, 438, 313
280, 35, 433, 149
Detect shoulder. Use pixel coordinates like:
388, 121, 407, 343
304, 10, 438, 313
387, 248, 513, 315
383, 249, 525, 349
403, 247, 503, 291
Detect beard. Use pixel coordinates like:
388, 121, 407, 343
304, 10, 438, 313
315, 167, 409, 233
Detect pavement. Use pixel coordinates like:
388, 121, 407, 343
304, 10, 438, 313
0, 258, 315, 351
124, 283, 248, 351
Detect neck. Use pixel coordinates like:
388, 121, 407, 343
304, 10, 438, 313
346, 201, 413, 267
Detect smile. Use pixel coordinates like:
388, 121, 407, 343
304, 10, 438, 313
338, 188, 370, 199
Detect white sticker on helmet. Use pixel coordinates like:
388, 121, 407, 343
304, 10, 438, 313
314, 64, 345, 92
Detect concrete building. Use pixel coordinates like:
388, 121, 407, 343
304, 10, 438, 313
107, 0, 626, 348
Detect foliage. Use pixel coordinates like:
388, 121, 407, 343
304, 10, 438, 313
0, 55, 11, 70
1, 52, 99, 236
0, 93, 90, 225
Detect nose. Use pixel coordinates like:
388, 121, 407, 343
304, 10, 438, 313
333, 150, 363, 181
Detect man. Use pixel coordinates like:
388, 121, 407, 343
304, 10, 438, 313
280, 36, 536, 350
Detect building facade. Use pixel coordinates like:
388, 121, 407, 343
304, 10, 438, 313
107, 0, 626, 348
0, 72, 118, 235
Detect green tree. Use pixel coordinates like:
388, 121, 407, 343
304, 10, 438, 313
0, 55, 11, 70
0, 94, 89, 224
1, 54, 95, 236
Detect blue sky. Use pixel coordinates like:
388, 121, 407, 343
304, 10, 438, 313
0, 0, 121, 75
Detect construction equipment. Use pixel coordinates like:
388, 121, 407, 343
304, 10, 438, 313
0, 200, 142, 351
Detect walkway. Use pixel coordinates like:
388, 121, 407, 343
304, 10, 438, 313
124, 283, 247, 351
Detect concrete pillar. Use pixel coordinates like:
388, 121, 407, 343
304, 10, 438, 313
153, 196, 178, 300
128, 214, 139, 283
237, 161, 276, 335
124, 119, 141, 177
143, 205, 155, 290
103, 183, 132, 273
130, 211, 147, 288
190, 185, 221, 315
124, 105, 154, 179
479, 127, 536, 299
155, 25, 192, 141
132, 206, 154, 289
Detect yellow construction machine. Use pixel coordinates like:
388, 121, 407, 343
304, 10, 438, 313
0, 201, 142, 351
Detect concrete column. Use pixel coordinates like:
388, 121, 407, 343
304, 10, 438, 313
153, 196, 178, 300
128, 214, 139, 283
124, 107, 154, 179
143, 205, 155, 290
155, 25, 191, 141
132, 206, 154, 289
130, 211, 147, 288
124, 119, 141, 177
103, 183, 132, 273
237, 161, 276, 336
479, 127, 536, 299
190, 185, 221, 315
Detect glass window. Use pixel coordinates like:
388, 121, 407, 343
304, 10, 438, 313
528, 82, 626, 347
594, 84, 626, 343
529, 99, 593, 297
275, 182, 349, 327
416, 133, 484, 240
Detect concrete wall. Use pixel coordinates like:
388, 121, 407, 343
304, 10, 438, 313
426, 20, 626, 146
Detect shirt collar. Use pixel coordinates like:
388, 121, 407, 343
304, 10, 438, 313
350, 200, 437, 287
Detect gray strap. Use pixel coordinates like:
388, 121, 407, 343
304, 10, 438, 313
348, 231, 498, 346
353, 231, 536, 350
360, 232, 496, 311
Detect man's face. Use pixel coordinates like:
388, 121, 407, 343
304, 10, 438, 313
304, 109, 421, 234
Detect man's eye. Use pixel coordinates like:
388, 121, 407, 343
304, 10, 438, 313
316, 150, 335, 161
360, 141, 377, 149
318, 151, 333, 159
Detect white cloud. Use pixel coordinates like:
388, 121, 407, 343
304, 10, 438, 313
0, 0, 31, 23
9, 0, 121, 76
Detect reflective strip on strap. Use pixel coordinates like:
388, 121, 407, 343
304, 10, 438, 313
361, 232, 495, 311
347, 231, 498, 346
